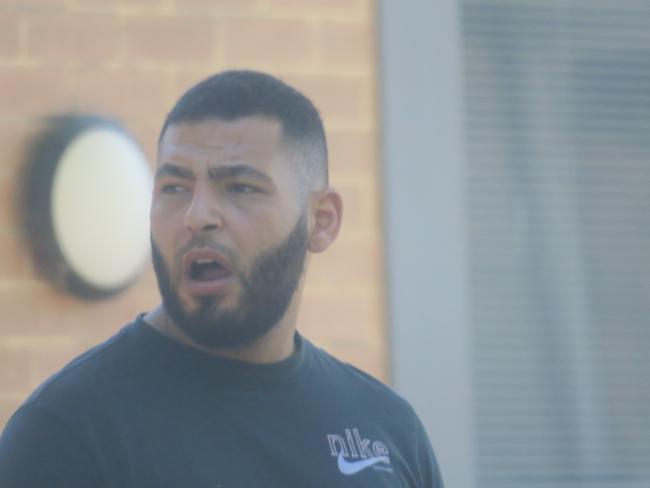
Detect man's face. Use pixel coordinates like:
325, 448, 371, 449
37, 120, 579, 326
150, 117, 309, 349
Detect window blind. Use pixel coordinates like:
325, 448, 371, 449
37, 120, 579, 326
462, 1, 650, 487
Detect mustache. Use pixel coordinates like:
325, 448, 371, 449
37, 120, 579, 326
150, 234, 239, 275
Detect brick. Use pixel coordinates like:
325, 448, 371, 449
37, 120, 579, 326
327, 129, 377, 172
135, 263, 159, 297
0, 270, 158, 337
0, 0, 386, 403
124, 16, 215, 65
316, 21, 373, 69
0, 335, 91, 389
0, 66, 72, 116
171, 68, 219, 101
0, 289, 57, 336
74, 0, 166, 15
298, 289, 382, 338
221, 19, 316, 69
331, 179, 378, 232
71, 0, 123, 8
33, 339, 88, 384
332, 345, 387, 382
0, 13, 21, 60
24, 14, 73, 62
74, 15, 121, 62
26, 12, 120, 65
129, 121, 163, 167
172, 0, 264, 15
0, 119, 44, 181
123, 0, 169, 7
269, 0, 368, 19
3, 0, 68, 9
71, 68, 169, 125
0, 345, 35, 393
280, 74, 374, 128
0, 228, 35, 281
307, 236, 382, 288
0, 164, 26, 234
0, 396, 24, 430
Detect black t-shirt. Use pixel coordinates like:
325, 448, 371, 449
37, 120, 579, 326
0, 316, 443, 487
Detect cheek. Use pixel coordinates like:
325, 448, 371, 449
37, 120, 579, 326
151, 199, 187, 241
150, 217, 187, 279
231, 222, 276, 266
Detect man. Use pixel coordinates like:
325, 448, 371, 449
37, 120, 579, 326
0, 70, 443, 487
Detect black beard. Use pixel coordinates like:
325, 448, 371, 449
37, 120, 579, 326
151, 212, 309, 350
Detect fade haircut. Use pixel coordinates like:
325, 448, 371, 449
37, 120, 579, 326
159, 70, 328, 191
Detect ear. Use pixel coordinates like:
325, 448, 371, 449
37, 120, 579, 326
308, 188, 343, 253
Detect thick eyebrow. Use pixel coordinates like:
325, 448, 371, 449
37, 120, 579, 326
207, 164, 273, 184
155, 163, 194, 180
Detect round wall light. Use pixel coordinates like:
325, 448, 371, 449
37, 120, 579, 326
23, 115, 153, 299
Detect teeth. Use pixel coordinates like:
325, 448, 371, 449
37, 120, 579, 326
195, 259, 216, 265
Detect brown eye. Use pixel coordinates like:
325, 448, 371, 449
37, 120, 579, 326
229, 184, 259, 194
161, 184, 188, 194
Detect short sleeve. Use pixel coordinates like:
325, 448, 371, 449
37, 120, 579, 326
413, 412, 445, 488
0, 404, 102, 488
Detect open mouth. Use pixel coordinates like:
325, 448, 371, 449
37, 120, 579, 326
182, 248, 234, 289
190, 258, 231, 281
182, 250, 235, 297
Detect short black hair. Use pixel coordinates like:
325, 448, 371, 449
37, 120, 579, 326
160, 70, 328, 189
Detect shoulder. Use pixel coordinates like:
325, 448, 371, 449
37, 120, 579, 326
23, 320, 141, 412
0, 402, 102, 487
303, 338, 418, 417
301, 339, 444, 486
0, 323, 141, 487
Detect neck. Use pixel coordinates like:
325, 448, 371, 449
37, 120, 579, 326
143, 295, 302, 364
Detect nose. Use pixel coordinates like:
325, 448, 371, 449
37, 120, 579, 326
183, 185, 223, 235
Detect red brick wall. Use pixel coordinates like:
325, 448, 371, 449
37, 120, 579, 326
0, 0, 385, 429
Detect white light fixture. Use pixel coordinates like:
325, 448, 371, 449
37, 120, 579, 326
23, 115, 153, 299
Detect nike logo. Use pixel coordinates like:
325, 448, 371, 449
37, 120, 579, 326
337, 451, 390, 475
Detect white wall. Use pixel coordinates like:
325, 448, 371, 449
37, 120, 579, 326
378, 1, 475, 487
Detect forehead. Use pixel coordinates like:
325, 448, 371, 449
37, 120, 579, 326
157, 117, 287, 168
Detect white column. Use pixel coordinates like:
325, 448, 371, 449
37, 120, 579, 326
378, 0, 475, 486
